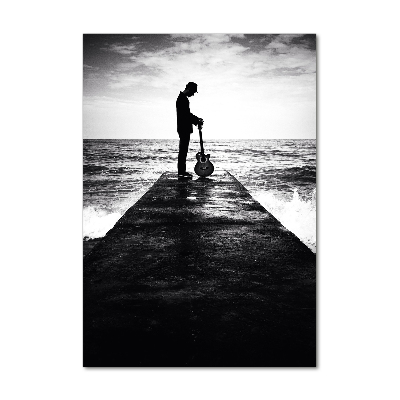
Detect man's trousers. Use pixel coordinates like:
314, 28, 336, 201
177, 133, 190, 175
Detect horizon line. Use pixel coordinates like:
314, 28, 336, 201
83, 137, 316, 140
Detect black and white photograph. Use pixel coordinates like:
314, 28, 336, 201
3, 0, 400, 398
83, 34, 316, 367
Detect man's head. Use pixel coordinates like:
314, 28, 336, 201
184, 82, 198, 97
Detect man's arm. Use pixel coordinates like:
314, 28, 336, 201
190, 113, 199, 125
190, 113, 204, 126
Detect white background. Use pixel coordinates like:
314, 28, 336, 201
1, 1, 399, 399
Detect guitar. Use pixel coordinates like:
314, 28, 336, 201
194, 122, 214, 177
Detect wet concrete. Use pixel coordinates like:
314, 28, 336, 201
83, 171, 316, 367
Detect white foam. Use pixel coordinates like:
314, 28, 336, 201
252, 188, 316, 253
83, 206, 122, 240
83, 185, 316, 253
83, 183, 155, 240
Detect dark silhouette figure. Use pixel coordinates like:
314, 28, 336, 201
176, 82, 203, 179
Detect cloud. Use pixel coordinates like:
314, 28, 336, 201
170, 33, 245, 44
264, 34, 315, 53
83, 64, 99, 70
99, 35, 314, 91
101, 43, 137, 55
83, 34, 315, 139
84, 35, 315, 96
84, 34, 315, 122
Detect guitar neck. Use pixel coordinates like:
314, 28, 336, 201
199, 126, 205, 154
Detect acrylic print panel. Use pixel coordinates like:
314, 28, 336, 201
83, 34, 316, 367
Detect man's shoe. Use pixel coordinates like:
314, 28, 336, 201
178, 172, 193, 179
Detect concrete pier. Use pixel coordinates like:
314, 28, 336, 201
83, 171, 316, 367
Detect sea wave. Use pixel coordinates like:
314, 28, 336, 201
83, 187, 316, 253
251, 188, 316, 253
83, 139, 316, 252
83, 206, 122, 240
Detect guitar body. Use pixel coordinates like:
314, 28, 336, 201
194, 152, 214, 177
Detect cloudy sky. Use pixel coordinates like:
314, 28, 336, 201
83, 34, 316, 139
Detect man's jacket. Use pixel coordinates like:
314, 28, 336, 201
176, 92, 199, 135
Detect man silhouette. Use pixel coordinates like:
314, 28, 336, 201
176, 82, 203, 179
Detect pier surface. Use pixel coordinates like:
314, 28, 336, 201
84, 171, 316, 367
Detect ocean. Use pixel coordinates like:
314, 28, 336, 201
83, 139, 316, 253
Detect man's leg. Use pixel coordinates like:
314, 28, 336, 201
178, 133, 190, 175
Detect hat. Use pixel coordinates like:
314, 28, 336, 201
185, 82, 198, 92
